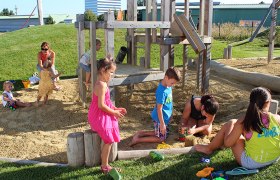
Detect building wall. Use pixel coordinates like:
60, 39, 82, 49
85, 0, 121, 15
140, 6, 280, 27
0, 18, 41, 32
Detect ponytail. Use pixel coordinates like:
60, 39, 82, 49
201, 95, 219, 115
243, 87, 271, 134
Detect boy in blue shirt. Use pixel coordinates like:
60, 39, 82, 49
129, 67, 181, 146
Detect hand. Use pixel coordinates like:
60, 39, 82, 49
187, 128, 196, 135
119, 107, 127, 115
160, 123, 166, 135
113, 109, 124, 118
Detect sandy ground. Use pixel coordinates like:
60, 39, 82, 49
1, 59, 280, 163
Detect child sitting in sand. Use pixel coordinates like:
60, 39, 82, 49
36, 60, 61, 106
179, 95, 219, 139
195, 87, 280, 169
129, 67, 181, 146
2, 81, 31, 109
79, 39, 101, 89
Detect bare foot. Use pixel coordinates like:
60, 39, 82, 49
128, 135, 139, 147
194, 144, 213, 155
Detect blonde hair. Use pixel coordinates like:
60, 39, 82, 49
3, 81, 13, 90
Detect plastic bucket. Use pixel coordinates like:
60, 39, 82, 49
22, 80, 31, 88
115, 46, 128, 64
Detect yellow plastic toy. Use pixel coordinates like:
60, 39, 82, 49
196, 167, 214, 177
156, 142, 172, 149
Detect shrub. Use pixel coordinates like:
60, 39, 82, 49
84, 10, 97, 22
45, 15, 55, 25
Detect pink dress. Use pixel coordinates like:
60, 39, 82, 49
88, 86, 120, 144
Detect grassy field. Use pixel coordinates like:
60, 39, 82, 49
1, 24, 280, 83
1, 148, 280, 180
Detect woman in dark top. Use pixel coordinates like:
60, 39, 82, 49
180, 95, 219, 136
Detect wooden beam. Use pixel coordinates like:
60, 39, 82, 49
152, 0, 157, 42
104, 12, 115, 58
174, 14, 206, 53
145, 0, 152, 68
160, 0, 171, 71
268, 0, 277, 63
198, 0, 205, 35
109, 73, 165, 86
90, 22, 97, 91
106, 21, 170, 28
76, 14, 86, 108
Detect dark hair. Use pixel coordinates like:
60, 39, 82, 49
41, 42, 50, 49
243, 87, 271, 134
97, 54, 115, 73
165, 67, 181, 82
201, 95, 219, 115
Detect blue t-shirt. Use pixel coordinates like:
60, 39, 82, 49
151, 82, 173, 125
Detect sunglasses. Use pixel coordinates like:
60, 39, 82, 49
41, 48, 49, 51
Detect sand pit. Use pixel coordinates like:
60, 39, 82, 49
0, 59, 280, 163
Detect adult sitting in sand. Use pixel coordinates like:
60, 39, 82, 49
179, 95, 219, 138
195, 87, 280, 169
37, 42, 60, 91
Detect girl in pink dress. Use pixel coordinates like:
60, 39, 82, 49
88, 56, 126, 174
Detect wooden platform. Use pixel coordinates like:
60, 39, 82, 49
109, 64, 165, 86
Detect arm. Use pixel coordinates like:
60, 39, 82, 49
3, 93, 15, 103
189, 115, 215, 134
224, 118, 243, 147
37, 52, 43, 68
49, 70, 61, 79
181, 100, 192, 126
50, 50, 55, 66
157, 103, 166, 135
96, 82, 123, 118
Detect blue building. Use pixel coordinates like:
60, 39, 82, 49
85, 0, 121, 15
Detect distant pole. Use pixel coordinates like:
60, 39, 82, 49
37, 0, 44, 25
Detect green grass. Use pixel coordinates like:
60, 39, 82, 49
1, 24, 279, 84
0, 149, 279, 179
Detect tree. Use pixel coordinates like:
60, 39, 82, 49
98, 14, 104, 21
84, 9, 97, 22
0, 8, 15, 16
45, 15, 55, 24
259, 1, 265, 4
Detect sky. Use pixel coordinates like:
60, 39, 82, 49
0, 0, 274, 16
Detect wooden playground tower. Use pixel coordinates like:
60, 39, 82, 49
76, 0, 213, 106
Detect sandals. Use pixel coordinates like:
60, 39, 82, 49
225, 167, 259, 176
101, 165, 122, 180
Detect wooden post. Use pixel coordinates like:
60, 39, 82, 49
198, 0, 205, 35
145, 0, 152, 68
160, 0, 171, 71
269, 99, 279, 114
169, 0, 176, 67
223, 48, 228, 59
84, 130, 102, 166
268, 0, 277, 63
127, 0, 137, 65
151, 0, 157, 43
201, 0, 213, 93
197, 51, 203, 91
105, 12, 115, 58
67, 132, 85, 167
101, 141, 118, 162
227, 45, 232, 59
90, 22, 97, 92
76, 14, 86, 108
182, 45, 188, 88
182, 0, 190, 88
37, 0, 44, 25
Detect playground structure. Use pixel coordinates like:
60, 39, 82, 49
75, 0, 214, 107
71, 0, 214, 166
